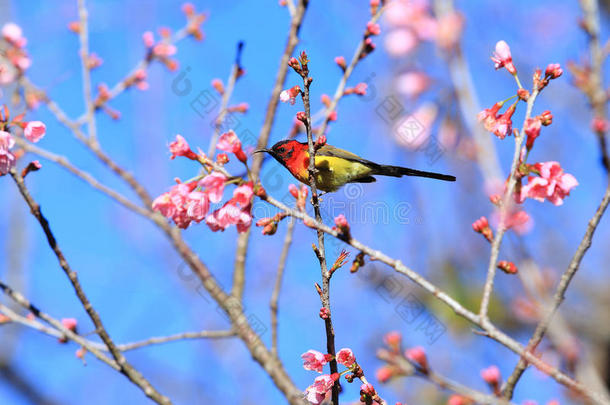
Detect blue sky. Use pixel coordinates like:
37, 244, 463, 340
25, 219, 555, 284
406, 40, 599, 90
1, 1, 608, 404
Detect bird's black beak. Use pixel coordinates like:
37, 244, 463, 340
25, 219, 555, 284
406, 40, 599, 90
253, 148, 271, 154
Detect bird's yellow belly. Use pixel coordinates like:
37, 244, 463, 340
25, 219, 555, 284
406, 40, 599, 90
294, 156, 373, 192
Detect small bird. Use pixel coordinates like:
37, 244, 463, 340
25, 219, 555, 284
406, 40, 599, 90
255, 140, 456, 192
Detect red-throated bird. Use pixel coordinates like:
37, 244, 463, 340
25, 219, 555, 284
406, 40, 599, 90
255, 140, 456, 192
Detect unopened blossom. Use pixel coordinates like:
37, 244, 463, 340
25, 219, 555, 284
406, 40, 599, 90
481, 365, 501, 394
525, 118, 542, 150
520, 161, 578, 206
211, 78, 224, 95
385, 29, 418, 57
491, 40, 517, 75
59, 318, 78, 343
336, 348, 356, 367
334, 214, 350, 236
366, 21, 381, 36
334, 56, 346, 70
448, 395, 470, 405
375, 365, 394, 383
142, 31, 155, 48
279, 85, 301, 105
539, 110, 553, 126
0, 130, 16, 176
497, 260, 518, 274
472, 216, 493, 242
360, 383, 376, 397
405, 346, 428, 372
383, 331, 402, 350
545, 63, 563, 79
228, 103, 249, 113
592, 116, 608, 133
21, 160, 42, 178
396, 71, 429, 98
302, 350, 330, 373
353, 82, 367, 95
169, 135, 197, 160
199, 172, 227, 203
319, 307, 330, 319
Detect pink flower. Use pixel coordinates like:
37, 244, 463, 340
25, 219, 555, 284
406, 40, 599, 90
366, 21, 381, 36
305, 374, 336, 404
61, 318, 78, 331
525, 118, 541, 150
233, 182, 253, 207
383, 331, 401, 349
520, 162, 578, 206
206, 200, 252, 233
279, 85, 301, 105
185, 191, 209, 223
153, 43, 177, 57
152, 192, 178, 218
384, 29, 418, 57
488, 103, 516, 140
169, 134, 197, 160
336, 348, 355, 367
435, 12, 464, 50
545, 63, 562, 79
353, 82, 367, 95
477, 102, 503, 131
396, 71, 429, 98
24, 121, 46, 143
0, 130, 16, 176
334, 56, 346, 70
199, 172, 227, 203
405, 346, 428, 372
375, 366, 394, 383
217, 130, 247, 163
333, 214, 350, 235
142, 31, 155, 48
491, 40, 516, 75
2, 23, 26, 48
133, 69, 149, 90
301, 349, 329, 373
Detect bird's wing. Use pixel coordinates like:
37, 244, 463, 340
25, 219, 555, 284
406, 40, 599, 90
316, 145, 377, 167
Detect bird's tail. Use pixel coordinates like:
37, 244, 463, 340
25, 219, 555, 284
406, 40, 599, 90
372, 164, 456, 182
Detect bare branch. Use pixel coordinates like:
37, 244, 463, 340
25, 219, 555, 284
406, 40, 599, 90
9, 169, 172, 405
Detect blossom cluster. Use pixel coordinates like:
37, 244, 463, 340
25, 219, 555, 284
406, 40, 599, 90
300, 348, 381, 404
152, 131, 255, 233
0, 23, 31, 85
0, 105, 47, 176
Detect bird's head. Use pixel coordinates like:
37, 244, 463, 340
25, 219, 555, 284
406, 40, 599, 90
254, 140, 305, 166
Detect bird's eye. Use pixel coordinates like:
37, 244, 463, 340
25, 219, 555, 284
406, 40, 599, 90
278, 147, 285, 153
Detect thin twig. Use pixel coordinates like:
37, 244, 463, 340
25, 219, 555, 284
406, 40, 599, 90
300, 58, 339, 405
258, 193, 607, 404
314, 6, 384, 137
502, 181, 610, 399
479, 89, 539, 321
271, 217, 296, 358
9, 169, 172, 405
207, 42, 243, 157
231, 0, 309, 302
77, 0, 98, 147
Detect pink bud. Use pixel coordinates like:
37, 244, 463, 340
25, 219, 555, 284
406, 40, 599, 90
497, 260, 518, 274
296, 111, 307, 123
334, 56, 346, 70
405, 346, 428, 372
480, 365, 501, 386
545, 63, 563, 79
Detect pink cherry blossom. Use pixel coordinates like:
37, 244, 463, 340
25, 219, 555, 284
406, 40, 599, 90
216, 130, 241, 153
169, 134, 196, 160
480, 365, 501, 386
336, 348, 355, 367
142, 31, 155, 47
301, 349, 329, 373
153, 43, 177, 57
366, 21, 381, 36
520, 161, 578, 206
383, 331, 402, 348
385, 29, 418, 57
2, 23, 26, 48
206, 201, 252, 233
279, 85, 301, 105
0, 130, 16, 176
199, 172, 227, 203
185, 191, 210, 223
233, 182, 253, 207
525, 117, 541, 150
491, 40, 517, 75
405, 346, 428, 371
477, 102, 503, 132
24, 121, 46, 143
304, 374, 336, 404
396, 71, 429, 98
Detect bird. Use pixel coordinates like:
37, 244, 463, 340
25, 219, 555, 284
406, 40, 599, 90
255, 140, 456, 193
